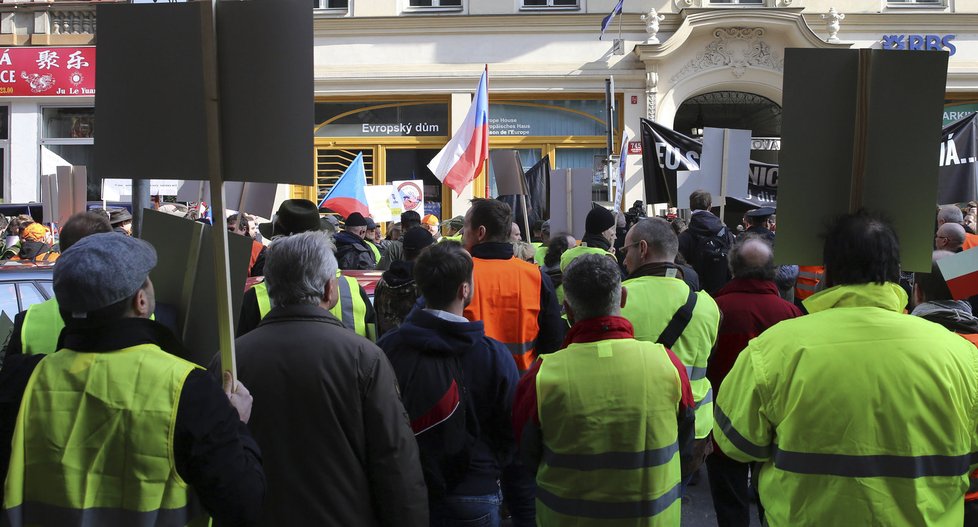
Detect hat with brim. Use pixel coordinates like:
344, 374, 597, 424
54, 232, 157, 318
258, 199, 322, 239
108, 208, 132, 226
745, 206, 776, 220
345, 212, 368, 227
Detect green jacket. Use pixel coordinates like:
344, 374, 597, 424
715, 283, 978, 526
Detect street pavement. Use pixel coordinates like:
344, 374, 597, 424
682, 465, 763, 527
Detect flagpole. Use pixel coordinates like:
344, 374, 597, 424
484, 64, 491, 198
617, 1, 623, 42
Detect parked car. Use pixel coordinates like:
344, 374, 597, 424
0, 261, 54, 319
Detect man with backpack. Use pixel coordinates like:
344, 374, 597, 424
378, 241, 523, 526
620, 217, 721, 484
678, 190, 735, 295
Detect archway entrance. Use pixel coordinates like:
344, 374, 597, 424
673, 91, 782, 165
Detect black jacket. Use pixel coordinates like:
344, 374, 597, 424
678, 211, 734, 295
378, 308, 520, 498
216, 304, 428, 527
0, 318, 265, 526
335, 231, 377, 270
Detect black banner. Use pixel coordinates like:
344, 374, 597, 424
642, 114, 978, 207
640, 119, 777, 206
524, 155, 550, 220
938, 113, 978, 204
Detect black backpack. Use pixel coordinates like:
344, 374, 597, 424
402, 353, 479, 498
692, 229, 734, 293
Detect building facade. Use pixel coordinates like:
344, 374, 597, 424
0, 0, 975, 220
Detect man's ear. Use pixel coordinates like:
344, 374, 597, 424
131, 288, 151, 318
563, 300, 575, 326
477, 225, 488, 243
620, 286, 628, 309
324, 277, 340, 310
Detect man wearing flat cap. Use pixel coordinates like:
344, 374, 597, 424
0, 233, 265, 525
742, 206, 776, 243
238, 200, 376, 341
335, 212, 377, 271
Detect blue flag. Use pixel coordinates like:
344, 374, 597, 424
599, 0, 624, 41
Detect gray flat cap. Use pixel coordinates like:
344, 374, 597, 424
54, 232, 158, 317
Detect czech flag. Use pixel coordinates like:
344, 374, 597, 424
319, 152, 370, 218
938, 248, 978, 300
428, 68, 489, 195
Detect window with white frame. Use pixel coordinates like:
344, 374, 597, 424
408, 0, 462, 7
708, 0, 764, 4
40, 107, 97, 201
316, 0, 348, 9
522, 0, 579, 8
886, 0, 942, 3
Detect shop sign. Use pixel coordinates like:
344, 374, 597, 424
627, 141, 642, 154
0, 47, 95, 97
882, 34, 956, 56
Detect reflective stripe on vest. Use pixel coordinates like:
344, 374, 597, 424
621, 275, 720, 439
795, 266, 824, 300
255, 276, 369, 339
367, 241, 381, 264
21, 297, 63, 356
463, 257, 542, 372
4, 345, 206, 526
536, 339, 682, 526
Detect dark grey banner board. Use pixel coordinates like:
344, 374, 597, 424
95, 0, 313, 185
775, 48, 948, 272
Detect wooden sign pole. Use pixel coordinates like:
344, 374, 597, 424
200, 0, 237, 381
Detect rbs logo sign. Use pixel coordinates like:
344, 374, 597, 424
882, 34, 956, 56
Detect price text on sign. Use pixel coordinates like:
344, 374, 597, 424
0, 47, 96, 97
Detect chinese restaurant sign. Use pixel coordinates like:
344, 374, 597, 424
0, 47, 95, 97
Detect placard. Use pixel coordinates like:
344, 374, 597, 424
365, 185, 394, 223
394, 180, 425, 213
775, 48, 948, 271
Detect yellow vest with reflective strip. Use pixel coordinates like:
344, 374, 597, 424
536, 338, 682, 526
254, 273, 371, 339
4, 344, 207, 526
559, 245, 612, 273
366, 241, 381, 264
21, 297, 62, 356
622, 275, 720, 439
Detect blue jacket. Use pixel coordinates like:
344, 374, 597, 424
378, 307, 519, 497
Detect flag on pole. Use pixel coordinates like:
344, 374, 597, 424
599, 0, 624, 41
615, 131, 628, 211
937, 248, 978, 300
320, 152, 370, 218
428, 68, 489, 195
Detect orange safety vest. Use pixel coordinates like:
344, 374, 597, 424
964, 233, 978, 252
248, 240, 264, 275
464, 257, 542, 372
795, 265, 824, 301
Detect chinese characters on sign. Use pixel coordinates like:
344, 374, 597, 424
0, 47, 95, 97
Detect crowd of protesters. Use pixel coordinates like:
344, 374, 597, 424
3, 191, 978, 527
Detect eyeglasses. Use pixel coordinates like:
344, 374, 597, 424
620, 241, 642, 256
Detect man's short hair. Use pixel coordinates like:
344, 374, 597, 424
938, 222, 966, 250
823, 210, 901, 288
729, 235, 776, 281
413, 241, 473, 310
401, 210, 422, 230
59, 211, 112, 252
914, 251, 955, 302
689, 190, 712, 212
564, 253, 622, 322
630, 217, 678, 261
265, 231, 337, 307
468, 198, 513, 243
938, 204, 964, 225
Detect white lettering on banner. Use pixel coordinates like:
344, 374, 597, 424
359, 122, 440, 136
66, 51, 89, 70
35, 50, 59, 70
657, 143, 700, 170
946, 111, 976, 123
488, 117, 531, 136
750, 165, 778, 188
940, 135, 977, 167
0, 49, 10, 66
0, 70, 13, 83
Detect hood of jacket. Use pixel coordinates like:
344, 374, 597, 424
911, 300, 978, 334
803, 282, 908, 314
688, 210, 728, 238
398, 308, 486, 358
381, 259, 415, 288
334, 230, 368, 251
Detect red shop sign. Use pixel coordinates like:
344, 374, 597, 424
627, 141, 642, 155
0, 46, 95, 97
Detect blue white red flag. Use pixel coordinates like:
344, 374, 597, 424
427, 68, 489, 195
319, 152, 370, 218
600, 0, 624, 41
